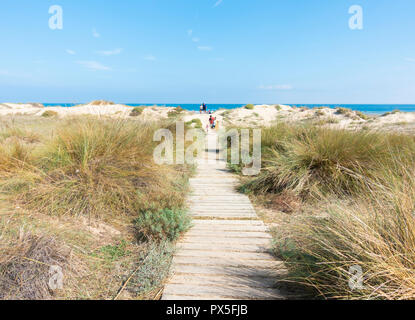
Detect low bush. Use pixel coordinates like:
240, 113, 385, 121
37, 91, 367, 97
130, 107, 145, 117
244, 104, 254, 110
381, 109, 401, 117
41, 110, 58, 118
168, 107, 185, 118
135, 208, 191, 242
335, 107, 351, 116
356, 111, 370, 120
186, 118, 203, 129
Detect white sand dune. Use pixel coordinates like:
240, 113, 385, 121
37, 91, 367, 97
1, 101, 415, 132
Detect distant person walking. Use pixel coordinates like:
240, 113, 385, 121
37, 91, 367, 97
209, 115, 216, 129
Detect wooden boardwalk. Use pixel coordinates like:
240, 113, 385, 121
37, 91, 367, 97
162, 131, 286, 300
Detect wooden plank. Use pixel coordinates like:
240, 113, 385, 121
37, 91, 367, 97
184, 230, 272, 239
162, 283, 283, 300
175, 249, 275, 261
170, 265, 285, 278
172, 256, 279, 268
168, 274, 278, 289
192, 219, 264, 226
176, 242, 272, 253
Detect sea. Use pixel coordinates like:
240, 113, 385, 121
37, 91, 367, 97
42, 104, 415, 115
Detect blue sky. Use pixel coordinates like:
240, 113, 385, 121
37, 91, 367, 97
0, 0, 414, 104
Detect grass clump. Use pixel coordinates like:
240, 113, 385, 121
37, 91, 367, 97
0, 116, 192, 300
244, 104, 255, 110
242, 123, 404, 197
335, 107, 352, 116
130, 107, 145, 117
0, 231, 72, 300
186, 118, 203, 129
167, 107, 185, 119
356, 111, 369, 120
16, 119, 186, 218
41, 110, 58, 118
274, 168, 415, 299
381, 109, 401, 117
227, 122, 415, 299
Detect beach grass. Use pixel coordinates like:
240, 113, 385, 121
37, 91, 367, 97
0, 116, 191, 299
227, 122, 415, 299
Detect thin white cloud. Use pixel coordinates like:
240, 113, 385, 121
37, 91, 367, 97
187, 29, 193, 36
259, 84, 293, 91
144, 55, 156, 61
92, 28, 101, 38
192, 37, 200, 43
214, 0, 223, 7
96, 48, 123, 56
66, 49, 76, 55
76, 61, 111, 71
198, 46, 213, 51
405, 57, 415, 62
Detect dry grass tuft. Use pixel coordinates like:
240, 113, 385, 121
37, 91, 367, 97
229, 122, 415, 299
0, 230, 72, 300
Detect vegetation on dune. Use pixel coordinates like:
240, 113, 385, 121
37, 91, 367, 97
382, 109, 401, 117
186, 118, 203, 129
11, 119, 186, 219
355, 111, 370, 120
0, 117, 192, 300
130, 106, 145, 117
135, 208, 191, 242
335, 107, 351, 115
167, 106, 185, 119
41, 110, 58, 118
227, 122, 415, 299
244, 104, 254, 110
89, 100, 115, 106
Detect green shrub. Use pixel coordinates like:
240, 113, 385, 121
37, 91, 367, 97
381, 109, 401, 117
130, 107, 145, 117
186, 118, 203, 129
41, 110, 58, 118
98, 240, 129, 262
335, 107, 351, 116
244, 104, 254, 110
275, 105, 282, 111
168, 107, 185, 118
135, 208, 191, 242
356, 111, 369, 120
